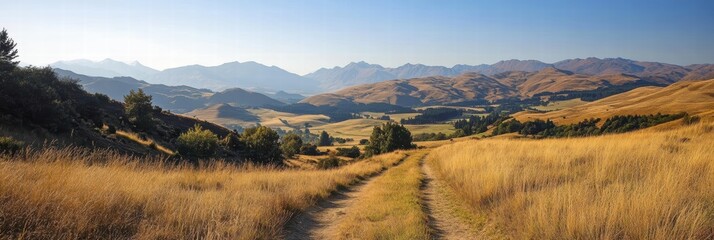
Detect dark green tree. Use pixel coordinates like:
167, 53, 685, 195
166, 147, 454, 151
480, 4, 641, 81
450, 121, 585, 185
241, 126, 282, 164
280, 133, 303, 158
124, 89, 154, 130
364, 122, 415, 157
318, 131, 332, 146
0, 28, 19, 72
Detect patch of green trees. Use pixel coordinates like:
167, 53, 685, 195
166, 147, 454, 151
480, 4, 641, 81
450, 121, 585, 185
364, 122, 415, 157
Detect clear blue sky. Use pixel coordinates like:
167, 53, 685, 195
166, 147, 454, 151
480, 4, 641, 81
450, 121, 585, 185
4, 0, 714, 74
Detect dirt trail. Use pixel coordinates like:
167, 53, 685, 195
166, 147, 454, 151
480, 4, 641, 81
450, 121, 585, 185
283, 167, 391, 239
421, 163, 481, 240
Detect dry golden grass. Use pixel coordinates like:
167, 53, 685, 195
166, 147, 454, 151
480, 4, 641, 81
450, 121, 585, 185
531, 98, 588, 111
114, 129, 175, 155
515, 79, 714, 125
428, 123, 714, 239
334, 150, 431, 239
0, 148, 406, 239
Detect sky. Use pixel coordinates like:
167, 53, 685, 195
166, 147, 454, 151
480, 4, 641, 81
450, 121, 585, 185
3, 0, 714, 75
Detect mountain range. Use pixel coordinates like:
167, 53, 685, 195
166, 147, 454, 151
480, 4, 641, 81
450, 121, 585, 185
305, 58, 707, 91
301, 63, 713, 107
51, 59, 318, 94
53, 58, 713, 95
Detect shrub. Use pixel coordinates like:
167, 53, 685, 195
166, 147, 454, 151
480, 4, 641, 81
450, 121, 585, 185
359, 139, 369, 145
316, 155, 341, 169
0, 137, 23, 155
335, 146, 361, 158
241, 126, 282, 164
300, 144, 320, 156
176, 124, 219, 158
280, 133, 303, 158
683, 114, 701, 125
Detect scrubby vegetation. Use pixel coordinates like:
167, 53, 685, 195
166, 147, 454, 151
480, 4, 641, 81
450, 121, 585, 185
364, 122, 416, 157
124, 89, 155, 131
176, 124, 219, 158
492, 113, 686, 138
428, 123, 714, 239
240, 126, 282, 164
280, 133, 303, 158
0, 136, 23, 155
335, 146, 361, 158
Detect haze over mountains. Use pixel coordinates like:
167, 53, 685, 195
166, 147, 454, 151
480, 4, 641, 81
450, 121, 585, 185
51, 59, 318, 94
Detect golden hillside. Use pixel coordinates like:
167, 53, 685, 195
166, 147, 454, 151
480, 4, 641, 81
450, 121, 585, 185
514, 79, 714, 124
301, 72, 516, 107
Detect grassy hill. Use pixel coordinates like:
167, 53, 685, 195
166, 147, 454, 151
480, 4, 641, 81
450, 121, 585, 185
514, 79, 714, 125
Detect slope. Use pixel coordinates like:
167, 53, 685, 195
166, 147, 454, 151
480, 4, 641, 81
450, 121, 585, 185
514, 79, 714, 124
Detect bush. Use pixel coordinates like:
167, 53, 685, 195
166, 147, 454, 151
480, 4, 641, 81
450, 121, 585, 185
0, 136, 23, 155
683, 114, 701, 125
300, 144, 321, 156
241, 126, 282, 164
316, 155, 341, 169
280, 133, 303, 158
176, 124, 219, 158
335, 146, 361, 158
359, 139, 369, 145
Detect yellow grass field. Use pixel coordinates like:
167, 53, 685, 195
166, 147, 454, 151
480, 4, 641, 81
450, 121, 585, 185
532, 98, 588, 111
427, 123, 714, 239
334, 150, 430, 239
0, 148, 406, 239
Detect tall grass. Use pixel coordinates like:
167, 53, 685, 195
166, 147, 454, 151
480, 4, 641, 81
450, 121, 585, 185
0, 147, 406, 239
428, 124, 714, 239
334, 150, 431, 239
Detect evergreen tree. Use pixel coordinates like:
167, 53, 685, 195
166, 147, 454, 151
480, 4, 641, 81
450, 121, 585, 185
123, 89, 154, 130
0, 28, 19, 72
318, 131, 332, 146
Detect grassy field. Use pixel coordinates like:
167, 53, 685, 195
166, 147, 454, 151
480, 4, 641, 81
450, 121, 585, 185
427, 123, 714, 239
334, 150, 430, 239
531, 98, 588, 111
0, 148, 406, 239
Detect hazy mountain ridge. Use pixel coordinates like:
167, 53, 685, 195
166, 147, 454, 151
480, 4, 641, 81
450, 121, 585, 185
304, 58, 711, 91
54, 69, 285, 114
52, 59, 319, 94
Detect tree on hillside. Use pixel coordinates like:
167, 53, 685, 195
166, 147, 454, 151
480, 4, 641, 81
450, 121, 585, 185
177, 124, 219, 158
124, 89, 154, 130
364, 122, 415, 157
0, 28, 19, 72
280, 133, 303, 158
318, 131, 332, 146
241, 126, 282, 164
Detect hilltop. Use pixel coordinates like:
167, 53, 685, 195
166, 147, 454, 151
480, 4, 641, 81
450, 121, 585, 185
514, 79, 714, 124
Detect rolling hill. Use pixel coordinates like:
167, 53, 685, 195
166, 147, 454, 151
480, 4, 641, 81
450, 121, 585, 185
302, 67, 667, 107
301, 72, 517, 107
513, 79, 714, 125
305, 60, 550, 90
